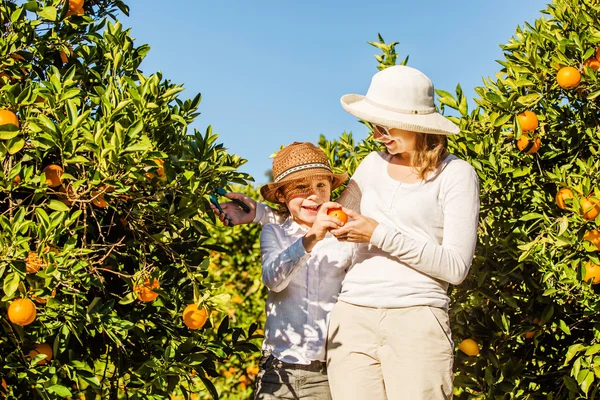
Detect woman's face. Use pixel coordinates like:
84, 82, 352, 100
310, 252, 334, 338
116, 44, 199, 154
373, 125, 418, 156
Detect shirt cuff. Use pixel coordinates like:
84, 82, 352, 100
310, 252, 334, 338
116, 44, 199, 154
370, 222, 396, 248
289, 237, 310, 261
252, 203, 268, 224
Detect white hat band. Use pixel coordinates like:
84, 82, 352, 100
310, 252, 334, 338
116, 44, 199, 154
274, 163, 332, 183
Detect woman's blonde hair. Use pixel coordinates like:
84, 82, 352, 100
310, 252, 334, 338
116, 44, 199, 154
411, 133, 448, 180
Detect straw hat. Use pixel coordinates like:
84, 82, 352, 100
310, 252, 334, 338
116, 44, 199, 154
260, 142, 348, 204
341, 65, 460, 135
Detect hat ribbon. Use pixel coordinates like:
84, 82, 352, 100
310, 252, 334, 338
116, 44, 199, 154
364, 97, 436, 115
274, 162, 332, 183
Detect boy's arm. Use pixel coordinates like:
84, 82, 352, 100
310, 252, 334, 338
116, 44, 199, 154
260, 225, 310, 293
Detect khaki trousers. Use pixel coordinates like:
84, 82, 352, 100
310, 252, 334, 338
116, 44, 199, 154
326, 301, 454, 400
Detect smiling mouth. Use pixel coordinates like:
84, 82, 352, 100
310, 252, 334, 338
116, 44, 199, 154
302, 205, 321, 212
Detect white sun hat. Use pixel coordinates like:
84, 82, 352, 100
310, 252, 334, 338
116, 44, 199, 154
341, 65, 460, 135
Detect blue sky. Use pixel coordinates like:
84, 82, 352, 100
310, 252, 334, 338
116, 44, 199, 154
125, 0, 548, 185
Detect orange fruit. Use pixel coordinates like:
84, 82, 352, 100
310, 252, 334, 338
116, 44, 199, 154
517, 110, 539, 132
42, 165, 63, 187
0, 109, 19, 129
583, 229, 600, 250
584, 57, 600, 71
25, 251, 46, 274
584, 261, 600, 284
246, 365, 259, 377
145, 159, 166, 180
580, 197, 600, 220
134, 278, 159, 302
29, 343, 52, 365
91, 184, 114, 208
182, 304, 208, 330
557, 66, 581, 89
458, 338, 479, 356
66, 0, 84, 16
555, 188, 573, 210
327, 208, 349, 224
516, 135, 541, 154
12, 175, 21, 185
7, 298, 37, 326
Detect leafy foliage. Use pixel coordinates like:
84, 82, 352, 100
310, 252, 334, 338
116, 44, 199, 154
0, 1, 256, 398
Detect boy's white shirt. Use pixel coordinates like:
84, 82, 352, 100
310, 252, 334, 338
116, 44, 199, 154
259, 217, 355, 364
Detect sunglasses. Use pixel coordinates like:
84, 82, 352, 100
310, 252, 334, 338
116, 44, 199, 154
372, 124, 392, 138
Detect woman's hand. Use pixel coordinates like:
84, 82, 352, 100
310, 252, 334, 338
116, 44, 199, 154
330, 208, 379, 243
210, 192, 257, 226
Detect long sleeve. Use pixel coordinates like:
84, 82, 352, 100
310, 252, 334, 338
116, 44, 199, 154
253, 203, 285, 226
260, 224, 311, 292
369, 164, 480, 285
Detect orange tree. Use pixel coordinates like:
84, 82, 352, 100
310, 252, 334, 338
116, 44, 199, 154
198, 185, 265, 399
322, 7, 600, 395
0, 0, 256, 399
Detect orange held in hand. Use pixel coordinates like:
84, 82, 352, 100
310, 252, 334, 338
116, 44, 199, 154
0, 109, 19, 129
327, 208, 348, 224
557, 66, 581, 89
8, 298, 37, 326
555, 188, 573, 210
29, 343, 53, 365
182, 304, 208, 330
458, 338, 479, 356
517, 110, 539, 133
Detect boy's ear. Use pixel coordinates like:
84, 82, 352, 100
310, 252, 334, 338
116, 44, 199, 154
275, 190, 285, 204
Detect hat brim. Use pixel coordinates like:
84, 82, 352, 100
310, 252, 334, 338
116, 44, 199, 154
341, 94, 460, 135
260, 171, 348, 204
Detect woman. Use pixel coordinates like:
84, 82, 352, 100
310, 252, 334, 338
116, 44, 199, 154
214, 65, 479, 399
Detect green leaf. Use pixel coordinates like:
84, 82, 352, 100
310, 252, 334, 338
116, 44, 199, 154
38, 6, 57, 21
48, 200, 70, 212
0, 129, 20, 140
7, 137, 24, 154
46, 384, 72, 397
3, 272, 20, 297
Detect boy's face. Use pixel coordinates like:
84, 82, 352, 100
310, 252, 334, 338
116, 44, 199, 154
279, 177, 332, 228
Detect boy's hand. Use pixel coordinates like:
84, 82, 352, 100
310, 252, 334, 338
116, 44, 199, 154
210, 192, 257, 226
302, 202, 345, 252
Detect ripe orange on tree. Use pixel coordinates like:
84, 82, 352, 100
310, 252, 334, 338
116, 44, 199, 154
584, 57, 600, 71
555, 188, 574, 210
584, 261, 600, 284
7, 298, 37, 326
182, 304, 208, 330
583, 230, 600, 250
134, 278, 160, 302
516, 135, 541, 154
557, 66, 581, 89
66, 0, 84, 16
517, 110, 539, 132
42, 164, 63, 187
145, 159, 166, 180
580, 197, 600, 220
29, 343, 52, 365
458, 338, 479, 356
0, 109, 19, 129
327, 208, 348, 224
